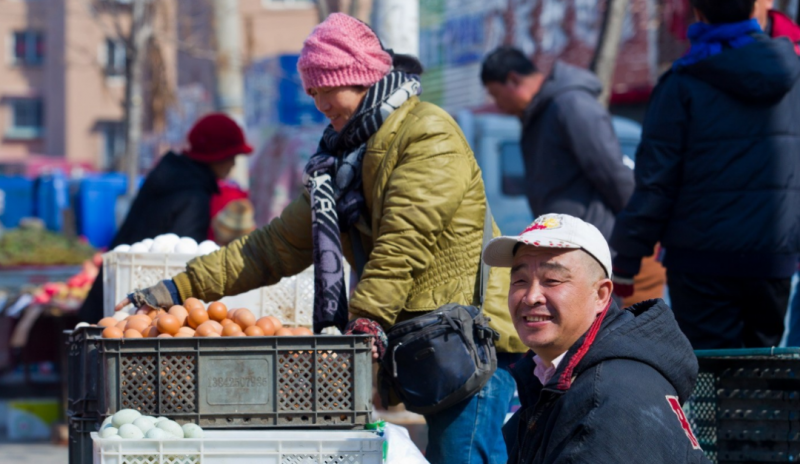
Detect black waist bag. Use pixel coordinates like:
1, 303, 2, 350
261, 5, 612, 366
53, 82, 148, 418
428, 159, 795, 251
380, 302, 499, 415
377, 206, 499, 415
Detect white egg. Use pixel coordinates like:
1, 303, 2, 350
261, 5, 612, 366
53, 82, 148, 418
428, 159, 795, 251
197, 240, 220, 255
148, 240, 174, 253
156, 420, 184, 438
118, 423, 144, 439
101, 416, 114, 427
142, 416, 159, 424
111, 409, 142, 428
155, 416, 169, 423
159, 233, 180, 243
173, 238, 198, 254
132, 417, 154, 434
113, 244, 131, 252
145, 427, 170, 439
99, 427, 119, 438
106, 435, 122, 440
141, 238, 154, 248
74, 322, 90, 330
181, 423, 204, 439
129, 242, 149, 253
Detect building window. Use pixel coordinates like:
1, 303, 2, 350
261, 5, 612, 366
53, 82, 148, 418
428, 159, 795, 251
100, 122, 126, 168
6, 99, 44, 140
105, 39, 127, 77
13, 31, 44, 65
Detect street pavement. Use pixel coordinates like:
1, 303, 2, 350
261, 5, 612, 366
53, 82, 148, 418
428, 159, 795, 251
0, 441, 68, 463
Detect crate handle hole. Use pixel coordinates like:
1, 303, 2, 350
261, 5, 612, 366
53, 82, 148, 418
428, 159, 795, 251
324, 415, 332, 422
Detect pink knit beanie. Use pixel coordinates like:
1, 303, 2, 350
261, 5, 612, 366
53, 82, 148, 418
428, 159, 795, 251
298, 13, 393, 93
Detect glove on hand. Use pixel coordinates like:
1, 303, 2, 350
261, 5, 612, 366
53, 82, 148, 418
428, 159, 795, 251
344, 318, 388, 360
128, 279, 180, 310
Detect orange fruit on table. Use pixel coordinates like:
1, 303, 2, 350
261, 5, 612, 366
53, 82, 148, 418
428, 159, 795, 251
207, 302, 228, 322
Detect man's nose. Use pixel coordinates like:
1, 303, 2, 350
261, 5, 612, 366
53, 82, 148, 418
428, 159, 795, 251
522, 280, 546, 307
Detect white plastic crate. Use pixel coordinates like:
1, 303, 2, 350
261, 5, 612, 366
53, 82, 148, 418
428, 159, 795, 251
91, 430, 384, 464
103, 251, 350, 328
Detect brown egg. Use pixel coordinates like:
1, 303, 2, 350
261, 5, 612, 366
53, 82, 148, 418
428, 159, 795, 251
205, 332, 220, 337
234, 309, 256, 330
292, 327, 314, 336
275, 328, 294, 336
220, 318, 236, 327
207, 302, 228, 322
115, 319, 128, 330
135, 307, 151, 317
266, 316, 283, 331
222, 323, 242, 337
168, 305, 189, 326
195, 321, 217, 337
183, 298, 205, 313
244, 326, 265, 337
98, 317, 118, 328
157, 314, 181, 335
124, 329, 143, 338
175, 327, 195, 338
255, 317, 276, 336
227, 308, 239, 321
102, 327, 123, 338
157, 333, 173, 338
187, 308, 209, 329
207, 320, 223, 335
232, 332, 246, 337
125, 318, 150, 334
143, 326, 160, 338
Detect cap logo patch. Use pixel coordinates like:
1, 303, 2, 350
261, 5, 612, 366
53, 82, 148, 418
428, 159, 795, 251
522, 216, 561, 234
666, 395, 701, 450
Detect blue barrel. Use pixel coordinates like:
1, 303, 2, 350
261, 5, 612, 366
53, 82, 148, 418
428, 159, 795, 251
35, 170, 70, 232
77, 173, 128, 248
0, 176, 35, 228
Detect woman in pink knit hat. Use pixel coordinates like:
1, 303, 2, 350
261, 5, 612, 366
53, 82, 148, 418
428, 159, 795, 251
118, 13, 524, 463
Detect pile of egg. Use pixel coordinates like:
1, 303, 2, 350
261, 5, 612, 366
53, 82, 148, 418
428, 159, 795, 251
93, 299, 314, 338
111, 234, 220, 255
98, 409, 203, 440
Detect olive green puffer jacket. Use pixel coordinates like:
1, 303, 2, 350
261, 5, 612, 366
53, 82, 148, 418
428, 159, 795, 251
173, 97, 526, 353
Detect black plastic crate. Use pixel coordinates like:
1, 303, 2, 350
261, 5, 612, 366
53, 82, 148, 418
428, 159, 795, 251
685, 348, 800, 463
66, 327, 373, 428
68, 414, 100, 464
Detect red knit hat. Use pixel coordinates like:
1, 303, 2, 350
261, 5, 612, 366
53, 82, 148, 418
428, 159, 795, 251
297, 13, 393, 93
185, 113, 253, 163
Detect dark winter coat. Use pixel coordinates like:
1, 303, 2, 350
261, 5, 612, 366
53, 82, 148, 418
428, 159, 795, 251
520, 61, 634, 243
505, 299, 710, 464
78, 152, 219, 322
610, 36, 800, 278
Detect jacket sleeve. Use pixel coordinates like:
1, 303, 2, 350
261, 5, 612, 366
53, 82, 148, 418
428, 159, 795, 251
609, 75, 686, 268
543, 361, 708, 464
172, 192, 314, 301
555, 91, 635, 214
348, 113, 472, 328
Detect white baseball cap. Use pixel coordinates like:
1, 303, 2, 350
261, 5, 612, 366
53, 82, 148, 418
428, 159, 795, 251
483, 213, 612, 277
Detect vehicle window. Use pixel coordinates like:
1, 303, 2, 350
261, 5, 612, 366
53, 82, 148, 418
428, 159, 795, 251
500, 142, 525, 196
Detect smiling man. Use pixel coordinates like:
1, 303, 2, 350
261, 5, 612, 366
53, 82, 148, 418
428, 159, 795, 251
483, 214, 710, 464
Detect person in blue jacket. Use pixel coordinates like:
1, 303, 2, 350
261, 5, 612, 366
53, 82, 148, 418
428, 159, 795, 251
610, 0, 800, 349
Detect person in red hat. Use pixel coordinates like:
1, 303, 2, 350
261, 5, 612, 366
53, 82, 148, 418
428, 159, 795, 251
755, 0, 800, 54
78, 113, 253, 322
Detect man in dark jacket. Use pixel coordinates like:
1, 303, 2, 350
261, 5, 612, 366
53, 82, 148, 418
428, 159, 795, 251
610, 0, 800, 349
483, 213, 709, 464
480, 48, 634, 242
78, 113, 253, 322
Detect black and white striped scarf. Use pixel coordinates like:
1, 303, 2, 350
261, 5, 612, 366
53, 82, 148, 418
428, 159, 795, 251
304, 71, 422, 332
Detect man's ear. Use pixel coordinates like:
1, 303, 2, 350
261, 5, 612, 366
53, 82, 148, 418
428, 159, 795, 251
507, 71, 523, 88
596, 279, 613, 312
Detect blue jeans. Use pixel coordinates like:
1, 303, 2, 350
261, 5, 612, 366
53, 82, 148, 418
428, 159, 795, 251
424, 353, 520, 464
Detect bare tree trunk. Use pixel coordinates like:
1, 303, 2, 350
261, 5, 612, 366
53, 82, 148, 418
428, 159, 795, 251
591, 0, 630, 108
315, 0, 330, 22
125, 0, 154, 196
